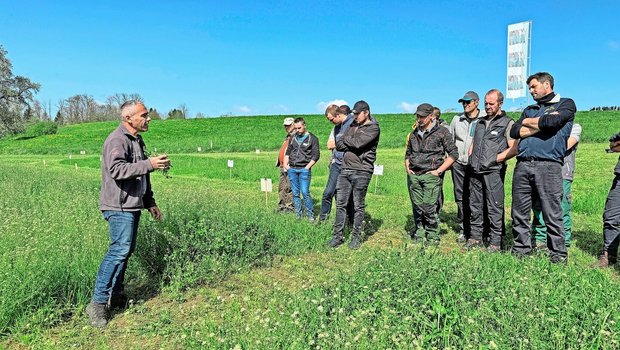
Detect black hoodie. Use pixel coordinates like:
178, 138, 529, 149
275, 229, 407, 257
336, 117, 380, 174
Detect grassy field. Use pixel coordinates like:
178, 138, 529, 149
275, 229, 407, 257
0, 111, 617, 155
2, 112, 620, 349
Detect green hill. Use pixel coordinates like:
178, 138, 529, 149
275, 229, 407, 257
1, 111, 617, 155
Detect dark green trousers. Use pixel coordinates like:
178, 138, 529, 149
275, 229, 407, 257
409, 173, 442, 242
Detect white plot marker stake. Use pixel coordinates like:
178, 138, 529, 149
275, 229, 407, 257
261, 178, 273, 207
227, 159, 234, 179
373, 165, 384, 194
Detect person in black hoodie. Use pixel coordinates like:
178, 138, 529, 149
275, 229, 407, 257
467, 89, 517, 251
284, 117, 320, 220
328, 100, 380, 249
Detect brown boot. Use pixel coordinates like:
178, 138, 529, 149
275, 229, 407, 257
592, 251, 616, 268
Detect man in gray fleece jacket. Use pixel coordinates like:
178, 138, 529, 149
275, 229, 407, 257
86, 100, 170, 328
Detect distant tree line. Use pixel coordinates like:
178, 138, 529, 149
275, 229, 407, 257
590, 106, 620, 111
0, 44, 211, 138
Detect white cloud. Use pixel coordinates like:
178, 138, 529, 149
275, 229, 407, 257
397, 102, 418, 113
275, 104, 290, 114
234, 105, 252, 114
316, 99, 349, 112
608, 40, 619, 51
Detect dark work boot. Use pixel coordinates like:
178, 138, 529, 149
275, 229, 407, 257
591, 251, 616, 268
327, 236, 344, 248
86, 302, 108, 328
348, 234, 362, 250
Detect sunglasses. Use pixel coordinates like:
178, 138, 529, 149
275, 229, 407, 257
461, 100, 475, 105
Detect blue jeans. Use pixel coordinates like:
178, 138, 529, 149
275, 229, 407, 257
288, 168, 314, 218
92, 210, 141, 304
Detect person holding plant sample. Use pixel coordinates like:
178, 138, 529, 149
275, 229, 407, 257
86, 100, 170, 328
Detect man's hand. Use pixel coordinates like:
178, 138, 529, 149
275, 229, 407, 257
150, 154, 171, 170
148, 206, 163, 220
610, 141, 620, 153
429, 169, 441, 177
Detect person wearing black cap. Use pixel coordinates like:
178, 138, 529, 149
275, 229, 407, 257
328, 100, 380, 249
509, 72, 576, 263
466, 89, 517, 251
449, 91, 485, 242
406, 103, 458, 244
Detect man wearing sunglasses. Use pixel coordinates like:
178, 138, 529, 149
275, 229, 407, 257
406, 103, 458, 245
449, 91, 485, 243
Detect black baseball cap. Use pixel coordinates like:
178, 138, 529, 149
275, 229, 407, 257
415, 103, 434, 117
351, 100, 370, 113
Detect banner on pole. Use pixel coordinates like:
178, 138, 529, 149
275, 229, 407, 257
506, 21, 531, 99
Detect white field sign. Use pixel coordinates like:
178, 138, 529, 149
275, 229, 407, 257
373, 165, 384, 194
260, 178, 273, 207
506, 21, 531, 99
228, 159, 234, 179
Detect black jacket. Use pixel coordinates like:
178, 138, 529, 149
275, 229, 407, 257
509, 93, 576, 163
405, 123, 458, 173
286, 132, 320, 167
336, 117, 380, 174
469, 112, 512, 173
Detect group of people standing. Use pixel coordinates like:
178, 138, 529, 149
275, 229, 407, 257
407, 72, 581, 264
275, 72, 588, 265
86, 72, 620, 328
277, 101, 380, 249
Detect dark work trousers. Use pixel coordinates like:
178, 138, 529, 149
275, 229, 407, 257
602, 176, 620, 256
320, 162, 354, 223
451, 162, 471, 236
469, 169, 506, 246
332, 170, 372, 241
511, 160, 567, 258
407, 173, 444, 236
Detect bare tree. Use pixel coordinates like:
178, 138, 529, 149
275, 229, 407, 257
0, 45, 40, 136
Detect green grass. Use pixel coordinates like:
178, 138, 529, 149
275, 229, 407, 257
0, 110, 617, 155
1, 113, 620, 348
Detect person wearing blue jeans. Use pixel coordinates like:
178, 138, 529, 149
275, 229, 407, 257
86, 100, 170, 328
284, 117, 320, 220
319, 104, 355, 223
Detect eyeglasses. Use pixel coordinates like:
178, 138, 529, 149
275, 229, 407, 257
461, 100, 474, 105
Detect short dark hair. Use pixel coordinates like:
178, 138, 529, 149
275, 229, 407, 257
486, 89, 505, 103
527, 72, 554, 89
338, 105, 351, 115
293, 117, 305, 125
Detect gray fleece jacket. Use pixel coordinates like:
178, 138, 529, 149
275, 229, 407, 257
99, 124, 156, 211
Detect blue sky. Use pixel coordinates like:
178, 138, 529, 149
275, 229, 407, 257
1, 0, 618, 117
